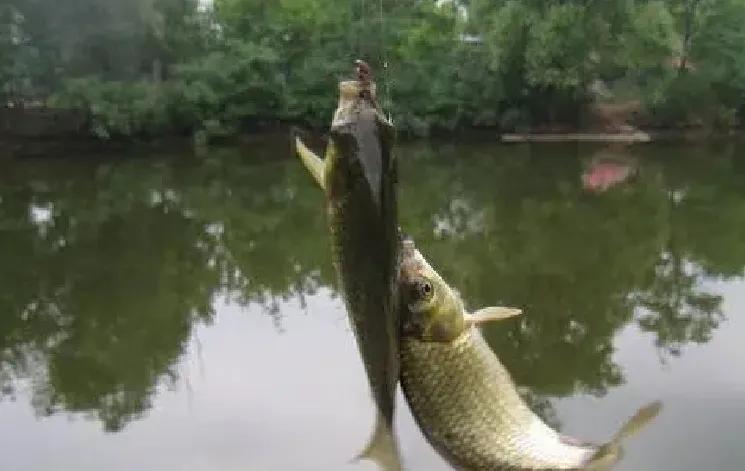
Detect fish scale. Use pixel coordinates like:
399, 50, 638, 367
397, 241, 661, 471
401, 328, 596, 470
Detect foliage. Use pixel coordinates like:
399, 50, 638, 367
0, 5, 43, 104
50, 78, 170, 139
691, 0, 745, 117
3, 0, 745, 138
168, 39, 286, 137
524, 4, 592, 91
389, 3, 502, 134
620, 2, 677, 74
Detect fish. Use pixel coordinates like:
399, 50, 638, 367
398, 238, 662, 470
294, 67, 402, 469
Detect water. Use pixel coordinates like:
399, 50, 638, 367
1, 138, 744, 470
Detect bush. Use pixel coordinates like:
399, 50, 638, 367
50, 40, 287, 141
20, 0, 745, 139
169, 39, 286, 138
51, 78, 171, 139
645, 73, 738, 129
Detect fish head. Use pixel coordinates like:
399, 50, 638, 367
327, 80, 394, 209
399, 238, 466, 342
333, 80, 381, 128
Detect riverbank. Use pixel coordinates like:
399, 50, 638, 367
0, 130, 305, 160
4, 125, 744, 159
500, 128, 745, 144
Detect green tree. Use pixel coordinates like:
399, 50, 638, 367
0, 5, 42, 104
691, 0, 745, 116
4, 0, 745, 138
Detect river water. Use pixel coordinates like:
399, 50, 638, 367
1, 138, 743, 470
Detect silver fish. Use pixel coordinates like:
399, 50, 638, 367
295, 71, 401, 469
398, 238, 661, 470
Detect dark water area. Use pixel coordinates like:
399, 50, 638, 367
1, 139, 744, 470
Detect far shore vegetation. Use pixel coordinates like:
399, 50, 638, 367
3, 0, 745, 142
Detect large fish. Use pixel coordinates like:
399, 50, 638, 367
398, 238, 661, 470
294, 64, 401, 469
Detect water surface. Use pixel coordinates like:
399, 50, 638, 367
1, 138, 744, 470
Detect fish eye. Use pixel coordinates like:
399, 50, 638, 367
419, 281, 433, 298
406, 278, 434, 305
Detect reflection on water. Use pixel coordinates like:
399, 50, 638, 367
399, 143, 737, 400
1, 140, 744, 469
0, 148, 333, 431
581, 150, 637, 193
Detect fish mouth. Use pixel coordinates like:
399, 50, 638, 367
401, 236, 417, 265
331, 75, 389, 209
400, 237, 425, 282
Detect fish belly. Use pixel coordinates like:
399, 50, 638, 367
401, 329, 595, 470
327, 122, 399, 425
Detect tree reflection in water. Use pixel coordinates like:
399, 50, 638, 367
0, 140, 742, 431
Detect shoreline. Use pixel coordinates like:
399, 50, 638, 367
2, 127, 743, 158
501, 128, 744, 144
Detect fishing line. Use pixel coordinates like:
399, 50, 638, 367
356, 0, 393, 120
378, 0, 393, 122
348, 0, 356, 63
360, 0, 366, 60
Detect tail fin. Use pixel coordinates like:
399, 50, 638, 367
611, 400, 663, 443
584, 401, 662, 470
294, 135, 326, 191
353, 412, 404, 471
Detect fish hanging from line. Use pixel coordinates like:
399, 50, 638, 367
294, 60, 403, 470
398, 237, 662, 471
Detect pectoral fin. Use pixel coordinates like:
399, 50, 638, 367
465, 306, 522, 327
294, 136, 326, 191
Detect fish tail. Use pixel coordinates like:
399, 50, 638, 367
294, 135, 326, 190
610, 400, 663, 443
353, 412, 403, 471
583, 400, 662, 469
